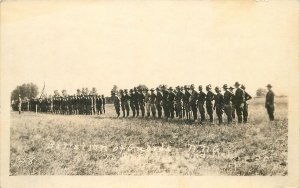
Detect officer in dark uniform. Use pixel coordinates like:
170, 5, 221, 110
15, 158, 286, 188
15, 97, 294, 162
124, 89, 130, 117
96, 95, 103, 115
265, 84, 275, 121
234, 82, 245, 123
223, 84, 234, 124
214, 86, 224, 125
241, 84, 252, 123
129, 89, 136, 117
167, 87, 176, 119
155, 87, 163, 118
111, 91, 120, 117
190, 84, 198, 121
206, 84, 214, 123
198, 85, 206, 123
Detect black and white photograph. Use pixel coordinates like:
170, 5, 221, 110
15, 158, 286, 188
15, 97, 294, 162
1, 0, 299, 188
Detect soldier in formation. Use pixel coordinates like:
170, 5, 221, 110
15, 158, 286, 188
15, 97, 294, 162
112, 82, 256, 125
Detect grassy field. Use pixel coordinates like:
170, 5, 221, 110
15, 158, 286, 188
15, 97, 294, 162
10, 97, 288, 175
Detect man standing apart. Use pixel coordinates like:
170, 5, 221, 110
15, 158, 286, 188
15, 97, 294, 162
265, 84, 275, 121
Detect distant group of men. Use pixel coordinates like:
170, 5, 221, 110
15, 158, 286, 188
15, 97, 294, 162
18, 94, 106, 115
111, 82, 275, 124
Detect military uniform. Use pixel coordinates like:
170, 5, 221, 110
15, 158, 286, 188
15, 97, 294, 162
206, 85, 214, 123
198, 86, 206, 123
162, 87, 170, 118
120, 90, 126, 117
150, 89, 157, 117
265, 84, 275, 121
156, 88, 163, 118
101, 95, 106, 114
18, 95, 22, 114
167, 87, 176, 119
124, 90, 130, 117
183, 87, 191, 120
223, 85, 234, 124
234, 82, 245, 123
214, 87, 224, 124
96, 95, 103, 115
129, 90, 136, 117
112, 92, 120, 117
241, 85, 252, 123
175, 87, 183, 118
190, 85, 198, 121
133, 88, 140, 116
144, 89, 151, 117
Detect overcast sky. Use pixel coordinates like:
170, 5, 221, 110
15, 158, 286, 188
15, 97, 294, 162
2, 1, 298, 96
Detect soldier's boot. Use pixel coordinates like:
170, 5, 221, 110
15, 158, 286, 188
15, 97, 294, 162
122, 110, 125, 117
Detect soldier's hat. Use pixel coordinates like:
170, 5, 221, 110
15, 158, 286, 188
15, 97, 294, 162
234, 82, 240, 87
119, 89, 124, 92
176, 86, 180, 89
266, 84, 272, 88
206, 84, 212, 89
241, 84, 245, 89
130, 89, 134, 92
229, 86, 234, 90
215, 86, 220, 91
161, 85, 166, 89
222, 84, 228, 89
145, 88, 149, 91
184, 85, 190, 89
150, 88, 155, 91
190, 84, 195, 89
198, 85, 203, 89
156, 87, 160, 91
169, 87, 173, 91
124, 89, 128, 92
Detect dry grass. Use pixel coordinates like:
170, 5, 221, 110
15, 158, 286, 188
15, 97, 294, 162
10, 97, 288, 175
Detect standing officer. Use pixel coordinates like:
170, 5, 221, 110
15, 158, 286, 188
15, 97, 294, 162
162, 85, 170, 118
144, 88, 151, 117
150, 88, 157, 117
18, 94, 22, 115
265, 84, 275, 121
214, 86, 224, 125
206, 84, 214, 123
119, 90, 126, 117
96, 95, 103, 115
223, 84, 233, 124
190, 84, 198, 122
168, 87, 176, 119
111, 91, 120, 117
124, 89, 130, 117
155, 87, 163, 118
241, 84, 252, 123
183, 86, 191, 120
234, 82, 245, 123
129, 89, 136, 117
198, 85, 206, 123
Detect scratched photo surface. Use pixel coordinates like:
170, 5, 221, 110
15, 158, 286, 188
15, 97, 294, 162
2, 0, 297, 177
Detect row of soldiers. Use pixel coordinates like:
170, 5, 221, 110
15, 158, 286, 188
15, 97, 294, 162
20, 95, 106, 115
111, 82, 252, 124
